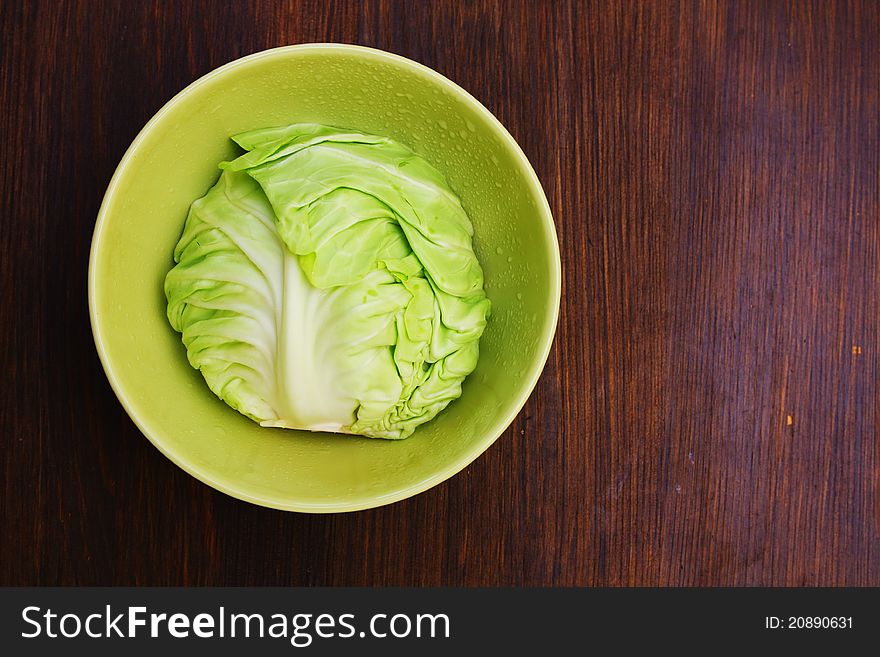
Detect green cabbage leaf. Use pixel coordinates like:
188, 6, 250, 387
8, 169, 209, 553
164, 124, 490, 439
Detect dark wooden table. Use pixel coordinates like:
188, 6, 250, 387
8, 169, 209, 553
2, 0, 877, 586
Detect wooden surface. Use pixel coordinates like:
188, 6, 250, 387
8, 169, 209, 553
1, 0, 878, 586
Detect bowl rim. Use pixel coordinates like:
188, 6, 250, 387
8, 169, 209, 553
88, 43, 562, 513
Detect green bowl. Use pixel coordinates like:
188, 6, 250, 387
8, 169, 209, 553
89, 44, 561, 512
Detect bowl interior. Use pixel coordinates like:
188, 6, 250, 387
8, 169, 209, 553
90, 45, 560, 511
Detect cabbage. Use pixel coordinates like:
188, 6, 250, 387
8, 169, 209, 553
164, 124, 490, 439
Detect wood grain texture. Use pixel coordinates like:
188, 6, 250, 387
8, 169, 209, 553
1, 0, 877, 586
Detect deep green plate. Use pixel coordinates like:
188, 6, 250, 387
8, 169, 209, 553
89, 44, 561, 512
